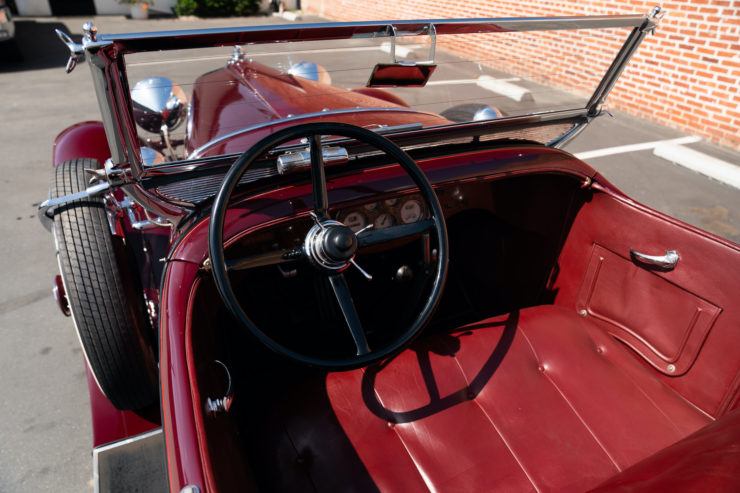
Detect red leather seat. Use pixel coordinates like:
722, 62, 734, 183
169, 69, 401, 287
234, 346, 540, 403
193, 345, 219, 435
250, 306, 712, 492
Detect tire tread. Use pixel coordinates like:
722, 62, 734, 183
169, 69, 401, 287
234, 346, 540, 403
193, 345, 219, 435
52, 159, 157, 410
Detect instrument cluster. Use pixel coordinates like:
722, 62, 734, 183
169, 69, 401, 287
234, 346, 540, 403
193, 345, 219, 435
337, 194, 426, 233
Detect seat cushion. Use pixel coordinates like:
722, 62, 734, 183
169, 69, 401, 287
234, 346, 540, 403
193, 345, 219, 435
247, 306, 711, 492
323, 306, 710, 492
589, 408, 740, 492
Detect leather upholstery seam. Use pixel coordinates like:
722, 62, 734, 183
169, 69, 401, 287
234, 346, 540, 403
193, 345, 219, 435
598, 347, 700, 436
451, 352, 541, 492
364, 368, 433, 491
519, 324, 623, 473
586, 319, 715, 421
282, 425, 319, 493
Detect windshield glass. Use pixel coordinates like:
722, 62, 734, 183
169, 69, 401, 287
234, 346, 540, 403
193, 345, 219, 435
123, 25, 632, 163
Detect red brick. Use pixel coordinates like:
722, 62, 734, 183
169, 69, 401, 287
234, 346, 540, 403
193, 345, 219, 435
306, 0, 740, 150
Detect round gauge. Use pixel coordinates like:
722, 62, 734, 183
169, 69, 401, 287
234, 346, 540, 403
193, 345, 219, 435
374, 213, 395, 229
343, 211, 368, 232
364, 202, 380, 211
384, 198, 400, 207
400, 199, 423, 224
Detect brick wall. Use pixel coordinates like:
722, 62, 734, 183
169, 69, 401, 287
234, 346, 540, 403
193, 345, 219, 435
303, 1, 740, 151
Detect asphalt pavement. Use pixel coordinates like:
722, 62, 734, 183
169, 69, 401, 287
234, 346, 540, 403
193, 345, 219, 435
0, 13, 738, 493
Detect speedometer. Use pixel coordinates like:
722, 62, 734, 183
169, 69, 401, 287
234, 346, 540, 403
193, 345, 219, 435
400, 199, 422, 224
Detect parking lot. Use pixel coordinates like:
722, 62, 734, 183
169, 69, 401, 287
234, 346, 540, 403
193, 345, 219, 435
0, 13, 738, 492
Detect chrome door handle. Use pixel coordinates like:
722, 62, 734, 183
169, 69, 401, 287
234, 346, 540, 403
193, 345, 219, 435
630, 249, 679, 270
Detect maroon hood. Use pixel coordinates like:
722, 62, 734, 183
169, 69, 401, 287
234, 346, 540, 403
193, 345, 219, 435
185, 59, 448, 157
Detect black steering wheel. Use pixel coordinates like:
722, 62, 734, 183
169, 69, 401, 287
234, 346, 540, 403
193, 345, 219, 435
209, 122, 448, 370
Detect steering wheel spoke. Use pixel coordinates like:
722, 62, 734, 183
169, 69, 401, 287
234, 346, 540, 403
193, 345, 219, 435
357, 218, 435, 248
226, 247, 303, 271
309, 134, 329, 217
328, 273, 371, 356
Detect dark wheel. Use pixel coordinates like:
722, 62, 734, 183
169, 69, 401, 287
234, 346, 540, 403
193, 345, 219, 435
52, 158, 158, 410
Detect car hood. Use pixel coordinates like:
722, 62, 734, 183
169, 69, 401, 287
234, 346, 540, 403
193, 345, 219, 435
185, 59, 449, 157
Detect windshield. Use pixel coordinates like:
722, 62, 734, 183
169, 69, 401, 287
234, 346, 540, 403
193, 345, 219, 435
123, 24, 634, 164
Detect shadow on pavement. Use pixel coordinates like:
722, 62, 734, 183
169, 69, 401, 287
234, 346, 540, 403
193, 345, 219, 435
0, 20, 80, 72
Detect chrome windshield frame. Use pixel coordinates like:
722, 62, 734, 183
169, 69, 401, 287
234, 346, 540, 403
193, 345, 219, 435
73, 10, 661, 220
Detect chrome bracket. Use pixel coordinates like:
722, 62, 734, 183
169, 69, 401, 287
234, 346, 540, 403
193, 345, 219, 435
229, 45, 247, 63
55, 21, 98, 74
55, 29, 84, 74
423, 23, 437, 64
119, 197, 172, 231
39, 159, 133, 219
644, 6, 665, 35
386, 23, 436, 64
38, 181, 110, 218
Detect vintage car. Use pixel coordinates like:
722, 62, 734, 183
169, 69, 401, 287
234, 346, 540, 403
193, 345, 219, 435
42, 8, 740, 492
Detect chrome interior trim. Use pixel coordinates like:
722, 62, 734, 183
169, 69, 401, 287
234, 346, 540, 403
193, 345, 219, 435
630, 248, 680, 270
277, 146, 349, 175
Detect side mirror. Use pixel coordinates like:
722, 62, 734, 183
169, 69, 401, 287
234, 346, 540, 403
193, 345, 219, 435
131, 77, 187, 134
367, 24, 437, 88
367, 63, 436, 88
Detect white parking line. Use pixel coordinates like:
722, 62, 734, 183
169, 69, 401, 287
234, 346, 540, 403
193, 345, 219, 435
476, 75, 533, 102
574, 136, 702, 160
426, 77, 520, 86
654, 143, 740, 190
426, 76, 530, 102
576, 135, 740, 190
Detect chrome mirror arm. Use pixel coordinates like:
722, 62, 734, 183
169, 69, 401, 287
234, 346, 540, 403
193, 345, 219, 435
160, 124, 177, 161
55, 22, 98, 74
55, 29, 84, 74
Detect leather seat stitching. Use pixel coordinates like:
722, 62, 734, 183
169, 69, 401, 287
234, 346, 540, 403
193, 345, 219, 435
518, 324, 622, 472
451, 353, 541, 493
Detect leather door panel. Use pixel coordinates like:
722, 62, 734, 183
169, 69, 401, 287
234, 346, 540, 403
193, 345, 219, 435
575, 244, 721, 376
552, 185, 740, 417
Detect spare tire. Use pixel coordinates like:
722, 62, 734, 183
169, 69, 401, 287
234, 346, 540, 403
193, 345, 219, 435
52, 158, 158, 410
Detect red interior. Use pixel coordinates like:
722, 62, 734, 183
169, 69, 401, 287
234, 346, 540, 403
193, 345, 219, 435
159, 147, 740, 492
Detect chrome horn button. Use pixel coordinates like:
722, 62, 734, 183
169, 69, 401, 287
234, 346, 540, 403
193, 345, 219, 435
323, 226, 358, 262
303, 219, 358, 271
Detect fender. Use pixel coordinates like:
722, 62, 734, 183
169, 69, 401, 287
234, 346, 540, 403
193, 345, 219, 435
53, 121, 111, 167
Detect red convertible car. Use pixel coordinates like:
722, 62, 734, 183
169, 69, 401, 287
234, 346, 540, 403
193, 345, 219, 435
43, 9, 740, 492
